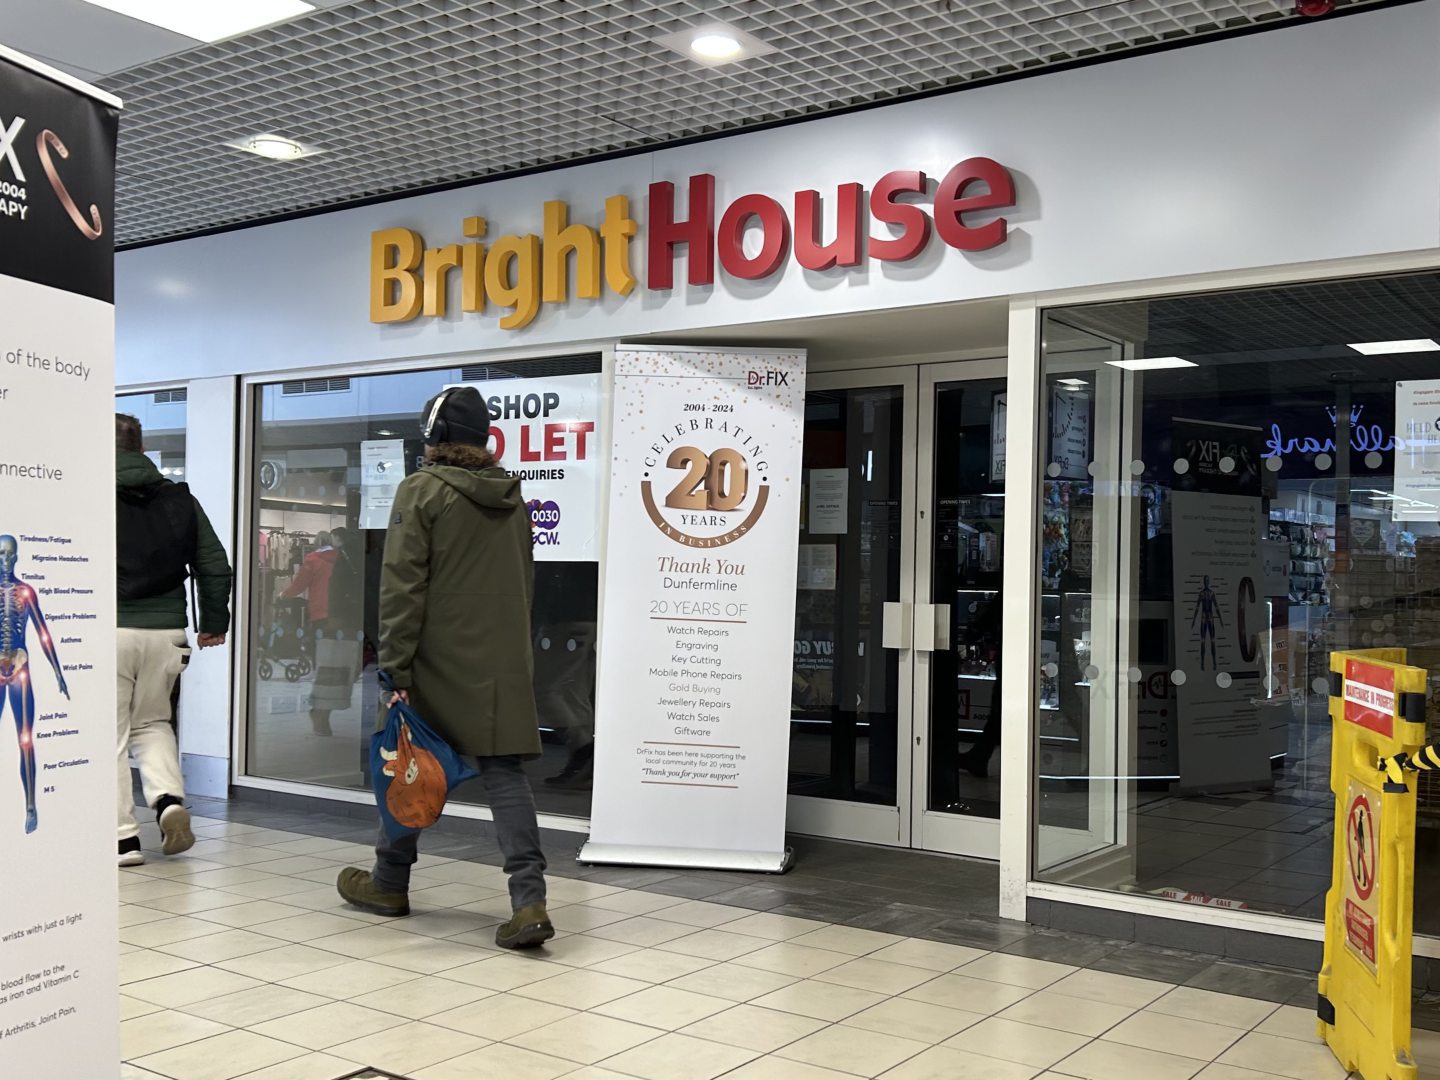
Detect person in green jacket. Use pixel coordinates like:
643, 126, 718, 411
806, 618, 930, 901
116, 414, 233, 867
338, 387, 552, 949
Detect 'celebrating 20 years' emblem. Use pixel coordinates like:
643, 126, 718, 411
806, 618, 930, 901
641, 419, 771, 548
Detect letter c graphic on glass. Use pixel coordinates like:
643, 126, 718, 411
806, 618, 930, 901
37, 129, 102, 240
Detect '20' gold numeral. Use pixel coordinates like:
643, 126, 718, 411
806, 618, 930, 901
664, 446, 749, 511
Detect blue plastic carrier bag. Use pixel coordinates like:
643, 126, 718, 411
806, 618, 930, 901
371, 672, 478, 843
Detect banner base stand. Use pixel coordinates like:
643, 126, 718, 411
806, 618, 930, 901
578, 842, 795, 875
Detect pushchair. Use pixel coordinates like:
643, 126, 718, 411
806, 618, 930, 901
256, 597, 313, 682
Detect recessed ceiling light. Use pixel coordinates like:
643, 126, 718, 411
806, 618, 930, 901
1347, 338, 1440, 355
657, 23, 775, 67
1106, 356, 1198, 371
1055, 378, 1089, 387
80, 1, 315, 43
228, 134, 319, 160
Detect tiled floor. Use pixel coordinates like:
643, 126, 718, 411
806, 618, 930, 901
116, 809, 1429, 1080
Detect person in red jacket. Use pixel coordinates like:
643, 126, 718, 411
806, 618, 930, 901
282, 533, 340, 733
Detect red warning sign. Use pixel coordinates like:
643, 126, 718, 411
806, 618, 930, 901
1343, 781, 1380, 975
1348, 793, 1377, 901
1344, 659, 1396, 738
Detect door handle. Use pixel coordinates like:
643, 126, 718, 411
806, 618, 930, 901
882, 602, 911, 650
913, 604, 951, 654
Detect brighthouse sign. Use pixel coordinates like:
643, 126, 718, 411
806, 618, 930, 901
370, 158, 1016, 330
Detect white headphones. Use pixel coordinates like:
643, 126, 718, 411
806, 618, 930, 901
423, 388, 456, 445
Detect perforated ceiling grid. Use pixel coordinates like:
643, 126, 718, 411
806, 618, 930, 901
101, 0, 1385, 246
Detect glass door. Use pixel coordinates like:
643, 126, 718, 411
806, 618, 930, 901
787, 368, 918, 846
914, 360, 1008, 858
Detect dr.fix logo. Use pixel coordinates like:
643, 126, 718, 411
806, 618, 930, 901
746, 369, 790, 388
0, 115, 26, 181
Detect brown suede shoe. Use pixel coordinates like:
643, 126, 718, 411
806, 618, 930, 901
336, 867, 410, 917
495, 903, 554, 949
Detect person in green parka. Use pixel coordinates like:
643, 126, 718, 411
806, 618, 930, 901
338, 386, 552, 949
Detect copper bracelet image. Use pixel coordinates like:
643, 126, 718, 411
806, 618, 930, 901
37, 129, 103, 240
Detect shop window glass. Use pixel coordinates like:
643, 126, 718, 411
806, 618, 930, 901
116, 388, 187, 477
1033, 271, 1440, 934
246, 357, 601, 819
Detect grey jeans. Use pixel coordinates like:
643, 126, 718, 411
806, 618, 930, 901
372, 754, 547, 909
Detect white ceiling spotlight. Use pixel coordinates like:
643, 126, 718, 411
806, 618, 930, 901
1106, 356, 1198, 371
657, 22, 776, 67
227, 134, 320, 161
1347, 338, 1440, 355
80, 1, 315, 43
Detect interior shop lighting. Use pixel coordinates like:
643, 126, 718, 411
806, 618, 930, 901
691, 33, 743, 59
229, 134, 319, 160
1056, 378, 1089, 388
658, 22, 775, 67
1105, 356, 1198, 371
80, 1, 314, 42
1347, 338, 1440, 355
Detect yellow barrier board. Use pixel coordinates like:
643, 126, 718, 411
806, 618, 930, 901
1318, 648, 1426, 1080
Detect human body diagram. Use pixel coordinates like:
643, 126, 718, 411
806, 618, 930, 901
0, 536, 69, 833
1190, 574, 1225, 671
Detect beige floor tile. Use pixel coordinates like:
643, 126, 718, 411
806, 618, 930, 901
121, 1009, 231, 1059
866, 939, 987, 973
667, 961, 799, 1002
902, 973, 1034, 1016
1192, 1065, 1297, 1079
143, 889, 253, 916
1146, 987, 1280, 1032
594, 984, 733, 1028
544, 878, 624, 903
414, 861, 510, 889
561, 1069, 639, 1080
530, 933, 640, 969
583, 889, 687, 916
646, 900, 750, 929
814, 957, 937, 995
280, 957, 418, 998
430, 992, 575, 1040
129, 859, 231, 880
180, 984, 333, 1027
722, 1056, 859, 1079
122, 915, 237, 949
1048, 968, 1172, 1009
390, 908, 502, 940
411, 1042, 573, 1080
788, 925, 905, 957
348, 976, 493, 1020
120, 942, 145, 955
749, 979, 887, 1022
204, 901, 314, 929
547, 903, 636, 933
120, 956, 200, 990
1105, 1009, 1248, 1061
252, 1000, 406, 1050
587, 915, 700, 947
125, 966, 263, 1008
1056, 1039, 1210, 1079
230, 1051, 363, 1079
1215, 1031, 1349, 1080
121, 994, 164, 1021
734, 942, 853, 978
216, 944, 351, 982
157, 929, 288, 964
1252, 1004, 1323, 1043
327, 1019, 488, 1073
218, 877, 318, 901
718, 913, 829, 942
249, 912, 368, 943
599, 1030, 760, 1080
843, 997, 985, 1044
265, 837, 362, 857
509, 1010, 664, 1064
955, 952, 1076, 990
184, 868, 281, 891
458, 894, 536, 920
775, 1025, 929, 1077
407, 882, 505, 908
306, 924, 419, 960
120, 905, 174, 928
589, 948, 714, 983
1412, 1027, 1440, 1071
945, 1016, 1089, 1068
681, 1003, 829, 1052
255, 856, 349, 877
513, 967, 651, 1009
134, 1030, 310, 1080
445, 953, 573, 991
375, 936, 492, 975
659, 928, 774, 962
120, 879, 195, 904
996, 989, 1133, 1036
879, 1045, 1042, 1080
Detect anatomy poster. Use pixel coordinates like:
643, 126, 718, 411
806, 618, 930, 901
1170, 418, 1271, 792
0, 49, 120, 1076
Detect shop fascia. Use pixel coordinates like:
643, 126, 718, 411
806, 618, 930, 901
371, 156, 1016, 331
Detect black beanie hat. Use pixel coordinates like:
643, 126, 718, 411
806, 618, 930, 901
422, 387, 492, 447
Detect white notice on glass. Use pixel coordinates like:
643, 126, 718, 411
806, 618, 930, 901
1394, 380, 1440, 521
991, 393, 1008, 482
360, 439, 407, 529
808, 469, 849, 534
798, 544, 838, 590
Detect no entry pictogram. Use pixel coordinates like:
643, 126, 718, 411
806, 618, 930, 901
1348, 792, 1377, 902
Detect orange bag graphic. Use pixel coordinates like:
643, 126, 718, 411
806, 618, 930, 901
378, 719, 448, 828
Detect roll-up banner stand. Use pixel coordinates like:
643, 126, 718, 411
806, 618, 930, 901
582, 346, 806, 872
0, 45, 120, 1077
